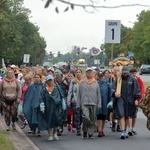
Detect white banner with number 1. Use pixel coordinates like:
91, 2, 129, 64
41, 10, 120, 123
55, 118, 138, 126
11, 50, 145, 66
105, 20, 121, 43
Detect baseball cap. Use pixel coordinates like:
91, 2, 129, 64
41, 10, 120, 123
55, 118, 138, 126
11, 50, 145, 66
54, 68, 62, 74
48, 67, 54, 72
122, 66, 130, 73
45, 75, 54, 81
86, 67, 93, 72
98, 71, 104, 77
10, 64, 16, 68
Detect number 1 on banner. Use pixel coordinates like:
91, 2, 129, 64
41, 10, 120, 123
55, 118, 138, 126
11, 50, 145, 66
105, 20, 121, 43
111, 28, 114, 40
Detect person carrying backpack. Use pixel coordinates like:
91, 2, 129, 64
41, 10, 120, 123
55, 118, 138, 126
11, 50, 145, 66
0, 69, 21, 131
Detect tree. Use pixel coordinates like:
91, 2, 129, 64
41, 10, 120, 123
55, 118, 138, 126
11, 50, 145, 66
0, 0, 47, 66
131, 10, 150, 64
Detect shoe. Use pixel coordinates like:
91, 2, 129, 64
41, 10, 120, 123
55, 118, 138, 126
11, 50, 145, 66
132, 129, 137, 135
125, 134, 129, 138
116, 125, 122, 132
37, 131, 41, 137
88, 134, 94, 139
72, 128, 76, 133
82, 132, 87, 138
32, 130, 36, 135
109, 123, 112, 128
28, 128, 32, 133
12, 123, 16, 130
98, 131, 102, 137
102, 131, 105, 136
120, 133, 126, 139
59, 128, 63, 133
77, 131, 81, 136
68, 124, 71, 131
57, 131, 62, 136
111, 127, 115, 132
6, 126, 11, 131
128, 130, 133, 136
20, 122, 26, 129
53, 133, 59, 141
48, 136, 53, 141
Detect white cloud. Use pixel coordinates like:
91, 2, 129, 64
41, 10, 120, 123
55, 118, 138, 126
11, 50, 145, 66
23, 0, 150, 54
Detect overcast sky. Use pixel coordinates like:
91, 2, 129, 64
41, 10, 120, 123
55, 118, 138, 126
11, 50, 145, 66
23, 0, 150, 54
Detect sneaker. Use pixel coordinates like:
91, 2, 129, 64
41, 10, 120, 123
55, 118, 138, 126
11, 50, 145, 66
125, 134, 129, 138
6, 126, 11, 131
82, 132, 87, 138
77, 131, 81, 136
72, 128, 76, 133
32, 130, 36, 135
116, 125, 122, 132
20, 122, 26, 129
98, 131, 102, 137
111, 122, 116, 132
68, 124, 71, 131
128, 130, 133, 136
132, 129, 137, 135
12, 123, 16, 130
37, 131, 41, 137
120, 133, 126, 139
57, 130, 62, 136
109, 123, 112, 128
102, 131, 105, 136
88, 134, 94, 139
53, 133, 59, 141
28, 128, 32, 133
48, 136, 53, 141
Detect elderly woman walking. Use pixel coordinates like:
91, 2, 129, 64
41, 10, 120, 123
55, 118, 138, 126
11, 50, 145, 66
0, 69, 21, 131
23, 73, 46, 136
40, 75, 65, 141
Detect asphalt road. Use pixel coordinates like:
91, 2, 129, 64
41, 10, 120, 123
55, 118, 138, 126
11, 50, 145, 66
21, 109, 150, 150
138, 73, 150, 82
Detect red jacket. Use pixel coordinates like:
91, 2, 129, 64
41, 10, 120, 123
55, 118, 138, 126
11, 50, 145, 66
135, 76, 145, 103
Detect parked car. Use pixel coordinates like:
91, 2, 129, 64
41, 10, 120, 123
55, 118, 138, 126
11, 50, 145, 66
139, 64, 150, 75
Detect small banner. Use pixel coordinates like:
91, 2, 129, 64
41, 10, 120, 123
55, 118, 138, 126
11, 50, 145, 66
23, 54, 30, 63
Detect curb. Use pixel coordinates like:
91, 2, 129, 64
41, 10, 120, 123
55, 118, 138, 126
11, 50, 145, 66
0, 116, 40, 150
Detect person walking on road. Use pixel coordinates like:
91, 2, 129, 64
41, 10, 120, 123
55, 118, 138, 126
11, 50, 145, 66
77, 67, 101, 139
96, 71, 111, 137
0, 69, 21, 131
112, 66, 142, 139
40, 75, 65, 141
127, 68, 145, 136
67, 69, 83, 136
23, 73, 46, 136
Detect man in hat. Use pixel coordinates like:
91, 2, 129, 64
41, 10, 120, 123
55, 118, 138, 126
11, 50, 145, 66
112, 66, 142, 139
77, 67, 101, 139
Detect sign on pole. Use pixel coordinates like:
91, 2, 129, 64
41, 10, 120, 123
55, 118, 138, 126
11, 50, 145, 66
105, 20, 121, 43
23, 54, 30, 63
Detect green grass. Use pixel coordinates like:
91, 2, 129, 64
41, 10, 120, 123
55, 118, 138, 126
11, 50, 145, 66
0, 130, 15, 150
144, 82, 150, 88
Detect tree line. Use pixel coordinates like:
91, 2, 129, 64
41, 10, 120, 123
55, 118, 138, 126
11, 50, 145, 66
0, 0, 46, 67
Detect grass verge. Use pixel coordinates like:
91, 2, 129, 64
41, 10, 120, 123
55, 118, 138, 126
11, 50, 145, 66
0, 130, 15, 150
144, 82, 150, 88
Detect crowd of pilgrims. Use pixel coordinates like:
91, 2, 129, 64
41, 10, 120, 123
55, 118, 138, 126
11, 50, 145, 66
0, 63, 145, 141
